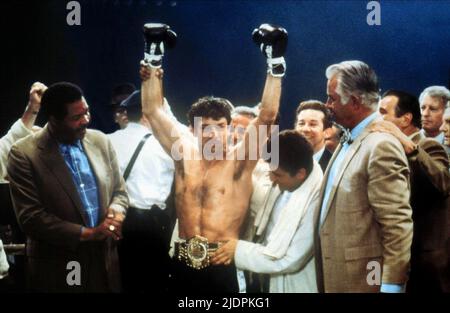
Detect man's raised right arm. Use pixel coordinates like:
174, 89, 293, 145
140, 23, 185, 159
141, 65, 183, 158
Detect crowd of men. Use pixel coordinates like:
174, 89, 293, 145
0, 23, 449, 293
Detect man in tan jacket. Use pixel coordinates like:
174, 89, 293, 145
314, 61, 413, 293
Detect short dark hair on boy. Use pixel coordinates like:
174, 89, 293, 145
266, 130, 314, 176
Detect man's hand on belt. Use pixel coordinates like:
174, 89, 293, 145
210, 238, 238, 266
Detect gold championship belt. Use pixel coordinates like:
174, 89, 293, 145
175, 235, 222, 270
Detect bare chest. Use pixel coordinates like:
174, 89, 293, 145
175, 160, 251, 207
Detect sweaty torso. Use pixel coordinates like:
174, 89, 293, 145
175, 156, 253, 242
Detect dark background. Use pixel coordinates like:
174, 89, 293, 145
1, 0, 450, 135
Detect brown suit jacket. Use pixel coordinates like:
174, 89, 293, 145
7, 126, 128, 292
314, 118, 413, 293
407, 132, 450, 292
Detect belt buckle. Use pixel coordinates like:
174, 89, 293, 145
186, 235, 209, 270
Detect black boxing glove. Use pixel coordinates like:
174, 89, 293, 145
252, 24, 288, 77
143, 23, 177, 68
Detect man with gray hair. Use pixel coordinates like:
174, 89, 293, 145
419, 86, 450, 154
314, 60, 413, 293
230, 105, 259, 145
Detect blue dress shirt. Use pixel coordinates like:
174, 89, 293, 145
319, 112, 378, 225
59, 140, 100, 228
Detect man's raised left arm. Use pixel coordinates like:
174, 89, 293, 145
237, 24, 287, 166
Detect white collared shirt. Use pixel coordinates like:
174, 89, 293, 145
420, 129, 444, 144
108, 122, 175, 210
419, 129, 450, 155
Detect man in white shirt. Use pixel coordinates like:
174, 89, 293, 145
1, 82, 47, 182
109, 83, 136, 131
0, 82, 46, 284
108, 90, 182, 293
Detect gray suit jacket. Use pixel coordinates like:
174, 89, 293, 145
7, 126, 128, 292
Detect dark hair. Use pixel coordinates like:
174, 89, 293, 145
295, 100, 333, 129
119, 90, 142, 123
187, 96, 232, 126
382, 90, 421, 128
112, 83, 136, 99
266, 130, 314, 176
332, 122, 345, 139
41, 82, 83, 120
126, 107, 141, 123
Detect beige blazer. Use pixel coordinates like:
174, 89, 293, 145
7, 126, 128, 292
313, 119, 413, 293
